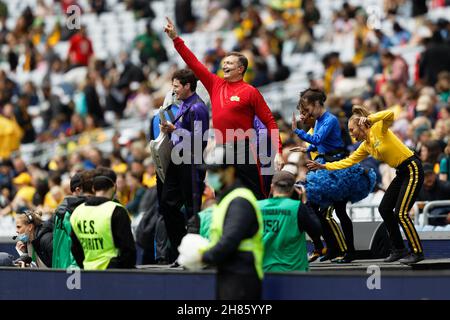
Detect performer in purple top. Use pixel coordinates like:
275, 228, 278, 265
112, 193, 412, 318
160, 69, 209, 262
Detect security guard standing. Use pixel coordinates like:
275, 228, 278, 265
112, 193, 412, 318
70, 174, 136, 270
200, 146, 264, 300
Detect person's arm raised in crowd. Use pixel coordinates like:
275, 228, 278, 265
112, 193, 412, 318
111, 206, 137, 268
164, 17, 216, 92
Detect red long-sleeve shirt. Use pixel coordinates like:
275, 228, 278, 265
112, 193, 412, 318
173, 37, 282, 153
68, 34, 93, 66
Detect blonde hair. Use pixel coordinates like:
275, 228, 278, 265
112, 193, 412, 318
16, 210, 43, 226
349, 105, 371, 126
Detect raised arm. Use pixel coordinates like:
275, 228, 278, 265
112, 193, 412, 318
294, 116, 334, 146
368, 110, 394, 133
164, 17, 216, 92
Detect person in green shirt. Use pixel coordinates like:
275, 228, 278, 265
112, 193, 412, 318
133, 22, 167, 66
439, 141, 450, 182
258, 171, 322, 272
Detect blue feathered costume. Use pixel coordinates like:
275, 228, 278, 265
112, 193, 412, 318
305, 157, 377, 208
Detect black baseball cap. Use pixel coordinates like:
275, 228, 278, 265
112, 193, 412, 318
272, 170, 296, 189
423, 163, 434, 174
70, 173, 83, 192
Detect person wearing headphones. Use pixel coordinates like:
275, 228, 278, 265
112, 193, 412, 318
15, 210, 53, 268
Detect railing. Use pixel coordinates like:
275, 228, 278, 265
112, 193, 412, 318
348, 203, 380, 222
422, 201, 450, 227
348, 201, 450, 227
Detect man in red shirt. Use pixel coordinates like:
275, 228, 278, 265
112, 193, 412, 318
68, 25, 93, 68
164, 17, 283, 199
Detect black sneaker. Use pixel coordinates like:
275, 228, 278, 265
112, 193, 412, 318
169, 261, 180, 268
383, 248, 409, 262
399, 252, 425, 265
332, 252, 355, 264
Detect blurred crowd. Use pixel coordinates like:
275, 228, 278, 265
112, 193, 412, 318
0, 0, 449, 230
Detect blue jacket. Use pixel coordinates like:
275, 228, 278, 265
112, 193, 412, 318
294, 111, 344, 154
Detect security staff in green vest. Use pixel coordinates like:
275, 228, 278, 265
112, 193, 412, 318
70, 174, 136, 270
258, 170, 322, 272
52, 170, 95, 269
199, 146, 264, 300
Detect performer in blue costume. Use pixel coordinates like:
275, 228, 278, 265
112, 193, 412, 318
291, 88, 376, 263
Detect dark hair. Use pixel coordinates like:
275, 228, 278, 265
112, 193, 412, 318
381, 50, 395, 60
70, 172, 83, 193
225, 52, 248, 75
93, 176, 115, 192
393, 22, 404, 33
172, 69, 198, 92
48, 171, 62, 186
342, 62, 356, 78
128, 171, 143, 183
272, 183, 293, 194
423, 140, 442, 164
298, 88, 327, 110
94, 167, 117, 184
81, 169, 96, 194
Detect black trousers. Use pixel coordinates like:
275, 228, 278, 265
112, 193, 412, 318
223, 140, 266, 200
378, 156, 424, 254
333, 200, 355, 253
311, 201, 354, 255
159, 161, 205, 261
217, 273, 262, 300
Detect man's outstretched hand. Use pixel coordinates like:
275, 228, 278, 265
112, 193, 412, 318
164, 17, 178, 40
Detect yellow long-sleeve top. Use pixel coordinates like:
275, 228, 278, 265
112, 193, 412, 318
325, 110, 413, 170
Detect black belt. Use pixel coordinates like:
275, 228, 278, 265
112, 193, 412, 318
317, 148, 348, 162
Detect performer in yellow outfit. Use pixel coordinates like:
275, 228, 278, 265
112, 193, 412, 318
307, 106, 424, 264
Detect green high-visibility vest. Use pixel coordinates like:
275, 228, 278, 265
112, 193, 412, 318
207, 188, 264, 280
52, 211, 79, 269
70, 201, 120, 270
258, 197, 309, 272
198, 206, 214, 239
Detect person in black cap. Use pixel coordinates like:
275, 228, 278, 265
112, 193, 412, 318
52, 170, 95, 269
70, 172, 136, 270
